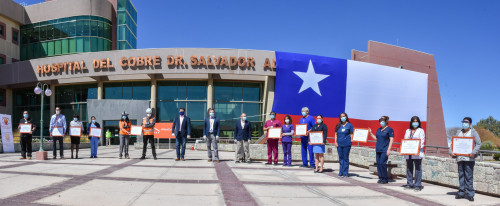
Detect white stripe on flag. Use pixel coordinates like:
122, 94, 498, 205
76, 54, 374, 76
345, 60, 428, 121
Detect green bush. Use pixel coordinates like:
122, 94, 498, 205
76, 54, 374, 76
480, 141, 495, 150
494, 149, 500, 161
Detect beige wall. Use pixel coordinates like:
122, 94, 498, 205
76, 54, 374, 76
0, 15, 20, 63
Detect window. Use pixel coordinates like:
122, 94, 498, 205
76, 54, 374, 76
0, 21, 5, 40
0, 89, 6, 107
55, 84, 97, 122
104, 82, 150, 100
12, 28, 19, 45
0, 54, 5, 65
13, 88, 51, 136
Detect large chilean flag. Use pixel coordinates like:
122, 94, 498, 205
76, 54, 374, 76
272, 51, 428, 146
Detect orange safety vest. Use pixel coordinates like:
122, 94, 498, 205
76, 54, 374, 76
119, 121, 131, 135
142, 117, 155, 135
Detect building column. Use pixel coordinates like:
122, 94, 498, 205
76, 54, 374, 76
97, 81, 103, 100
263, 76, 275, 116
207, 74, 213, 111
151, 79, 157, 110
49, 85, 56, 115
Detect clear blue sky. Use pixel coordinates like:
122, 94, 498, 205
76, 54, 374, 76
17, 0, 500, 128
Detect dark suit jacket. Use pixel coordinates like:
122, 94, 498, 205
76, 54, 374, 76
203, 117, 220, 137
172, 115, 191, 138
234, 120, 252, 141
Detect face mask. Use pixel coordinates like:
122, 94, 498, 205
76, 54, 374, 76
270, 115, 275, 119
147, 114, 151, 117
92, 120, 96, 123
301, 112, 307, 116
380, 121, 386, 127
317, 119, 322, 124
285, 119, 290, 124
462, 123, 470, 129
209, 112, 214, 117
56, 111, 60, 115
340, 117, 346, 122
73, 118, 78, 121
23, 114, 28, 118
242, 117, 247, 121
412, 122, 419, 128
122, 116, 127, 119
180, 111, 185, 115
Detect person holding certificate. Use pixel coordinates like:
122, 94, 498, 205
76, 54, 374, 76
142, 108, 158, 160
119, 112, 132, 159
87, 116, 101, 158
281, 115, 294, 167
334, 113, 354, 177
449, 117, 481, 202
18, 111, 36, 160
402, 116, 426, 191
234, 113, 252, 163
368, 116, 394, 184
49, 107, 67, 159
310, 115, 328, 173
299, 107, 316, 168
264, 111, 282, 165
69, 114, 83, 159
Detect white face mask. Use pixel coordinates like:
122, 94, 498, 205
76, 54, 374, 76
56, 110, 60, 115
147, 114, 151, 117
285, 119, 290, 124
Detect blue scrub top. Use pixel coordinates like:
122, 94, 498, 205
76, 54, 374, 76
375, 126, 394, 152
336, 122, 354, 147
299, 115, 315, 138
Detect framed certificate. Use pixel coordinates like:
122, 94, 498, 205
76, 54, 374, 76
89, 127, 102, 137
352, 128, 369, 143
19, 123, 32, 134
267, 128, 282, 139
309, 131, 324, 145
295, 124, 307, 136
130, 125, 143, 136
51, 127, 64, 137
69, 126, 82, 137
399, 139, 421, 155
452, 136, 474, 156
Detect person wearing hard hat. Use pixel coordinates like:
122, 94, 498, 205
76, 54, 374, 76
119, 111, 131, 159
141, 108, 157, 160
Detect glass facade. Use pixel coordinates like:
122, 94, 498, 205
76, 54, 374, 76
20, 15, 112, 60
157, 81, 207, 138
12, 88, 51, 137
213, 82, 264, 138
55, 84, 97, 128
117, 0, 137, 50
104, 82, 150, 100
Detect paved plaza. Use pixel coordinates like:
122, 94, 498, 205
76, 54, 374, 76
0, 146, 498, 206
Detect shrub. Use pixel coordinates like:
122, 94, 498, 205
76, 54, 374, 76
480, 141, 495, 150
494, 149, 500, 161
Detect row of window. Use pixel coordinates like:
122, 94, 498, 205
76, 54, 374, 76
0, 21, 19, 45
21, 37, 112, 60
116, 0, 137, 50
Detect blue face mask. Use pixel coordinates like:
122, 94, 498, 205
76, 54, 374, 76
340, 117, 346, 122
301, 112, 307, 116
210, 112, 214, 117
23, 114, 28, 118
317, 119, 322, 124
92, 120, 96, 123
270, 115, 275, 119
412, 122, 419, 128
73, 118, 78, 121
242, 117, 247, 121
122, 116, 127, 119
179, 111, 185, 116
462, 122, 470, 129
380, 121, 386, 127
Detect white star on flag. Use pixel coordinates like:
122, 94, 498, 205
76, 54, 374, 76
293, 60, 330, 96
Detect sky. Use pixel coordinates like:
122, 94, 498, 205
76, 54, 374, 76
15, 0, 500, 128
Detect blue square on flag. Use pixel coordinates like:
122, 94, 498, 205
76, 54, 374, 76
273, 51, 347, 117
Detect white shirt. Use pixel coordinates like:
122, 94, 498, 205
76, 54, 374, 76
179, 115, 184, 131
241, 120, 245, 129
210, 118, 214, 133
403, 128, 425, 159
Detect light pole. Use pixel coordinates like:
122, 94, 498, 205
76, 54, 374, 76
34, 82, 52, 152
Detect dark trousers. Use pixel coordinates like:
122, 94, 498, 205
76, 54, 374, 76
300, 136, 315, 167
376, 152, 389, 182
176, 135, 187, 158
20, 135, 33, 158
282, 142, 292, 165
52, 136, 64, 157
457, 161, 475, 198
142, 135, 156, 157
406, 158, 423, 187
338, 146, 351, 176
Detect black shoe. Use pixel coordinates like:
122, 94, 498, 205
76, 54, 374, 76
140, 156, 146, 159
377, 180, 382, 183
467, 196, 474, 202
273, 163, 279, 165
402, 184, 413, 190
380, 181, 388, 184
414, 186, 423, 191
235, 161, 240, 163
154, 156, 157, 160
265, 163, 272, 165
94, 156, 98, 158
455, 195, 465, 199
300, 165, 308, 168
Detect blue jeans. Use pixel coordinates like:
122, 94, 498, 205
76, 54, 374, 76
406, 158, 422, 187
376, 152, 388, 182
300, 136, 315, 167
457, 161, 475, 197
337, 146, 351, 176
90, 137, 99, 157
176, 136, 187, 158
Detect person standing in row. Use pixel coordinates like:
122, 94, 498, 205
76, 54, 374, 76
369, 116, 394, 184
172, 108, 191, 161
203, 108, 220, 162
264, 111, 282, 165
402, 116, 426, 191
299, 107, 316, 168
119, 112, 131, 159
18, 111, 36, 160
69, 114, 83, 159
334, 113, 354, 177
234, 113, 252, 163
281, 115, 294, 167
450, 117, 481, 202
141, 108, 157, 160
50, 107, 66, 159
87, 116, 101, 158
311, 115, 327, 173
